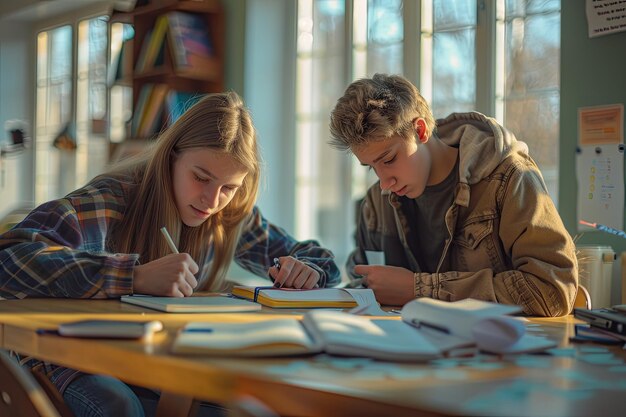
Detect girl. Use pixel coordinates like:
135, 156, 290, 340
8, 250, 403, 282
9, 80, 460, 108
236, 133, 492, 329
0, 91, 340, 416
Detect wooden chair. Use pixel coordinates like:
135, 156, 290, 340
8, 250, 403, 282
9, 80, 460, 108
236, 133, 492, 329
574, 284, 592, 310
0, 350, 63, 417
227, 395, 279, 417
29, 369, 75, 417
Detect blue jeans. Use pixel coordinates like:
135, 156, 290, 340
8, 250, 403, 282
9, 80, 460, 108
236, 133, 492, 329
63, 374, 227, 417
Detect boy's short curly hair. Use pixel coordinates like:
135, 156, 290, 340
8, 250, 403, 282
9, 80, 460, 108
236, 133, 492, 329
329, 73, 435, 151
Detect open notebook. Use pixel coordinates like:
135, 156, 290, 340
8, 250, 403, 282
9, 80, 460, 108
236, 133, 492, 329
171, 298, 556, 360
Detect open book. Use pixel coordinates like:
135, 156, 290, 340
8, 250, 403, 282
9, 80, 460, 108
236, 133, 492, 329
171, 298, 556, 360
230, 285, 377, 309
172, 310, 441, 361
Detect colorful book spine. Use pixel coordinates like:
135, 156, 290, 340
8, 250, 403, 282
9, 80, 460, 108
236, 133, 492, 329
166, 11, 216, 79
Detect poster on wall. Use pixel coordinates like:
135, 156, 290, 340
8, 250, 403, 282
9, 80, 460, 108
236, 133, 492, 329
576, 104, 625, 232
586, 0, 626, 38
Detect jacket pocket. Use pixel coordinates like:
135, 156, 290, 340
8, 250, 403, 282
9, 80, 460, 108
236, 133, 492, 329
454, 215, 495, 250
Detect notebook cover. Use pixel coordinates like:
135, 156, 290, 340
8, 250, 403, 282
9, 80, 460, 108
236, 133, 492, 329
120, 295, 262, 313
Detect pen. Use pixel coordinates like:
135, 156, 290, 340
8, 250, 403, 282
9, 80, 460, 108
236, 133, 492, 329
183, 327, 214, 333
411, 319, 450, 334
273, 257, 283, 288
160, 226, 179, 254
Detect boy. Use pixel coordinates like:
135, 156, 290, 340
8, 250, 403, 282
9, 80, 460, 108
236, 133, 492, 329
329, 73, 577, 316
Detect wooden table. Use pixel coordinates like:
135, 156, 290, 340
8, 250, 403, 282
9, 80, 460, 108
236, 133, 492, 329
1, 298, 626, 417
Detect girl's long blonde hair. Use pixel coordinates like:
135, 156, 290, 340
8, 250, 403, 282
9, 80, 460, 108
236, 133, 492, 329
103, 92, 260, 291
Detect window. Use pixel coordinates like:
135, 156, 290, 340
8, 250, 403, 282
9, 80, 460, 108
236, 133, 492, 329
295, 0, 353, 271
76, 16, 109, 190
498, 0, 561, 201
295, 0, 561, 277
35, 15, 113, 204
109, 22, 134, 144
35, 25, 73, 203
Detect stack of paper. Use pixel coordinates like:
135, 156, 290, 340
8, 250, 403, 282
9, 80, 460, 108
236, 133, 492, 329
401, 298, 556, 354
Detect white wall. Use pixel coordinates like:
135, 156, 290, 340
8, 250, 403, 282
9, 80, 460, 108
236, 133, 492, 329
224, 0, 296, 281
244, 0, 296, 233
0, 21, 34, 219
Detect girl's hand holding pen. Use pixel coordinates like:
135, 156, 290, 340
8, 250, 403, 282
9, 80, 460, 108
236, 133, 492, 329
269, 256, 320, 289
134, 226, 199, 297
134, 253, 199, 297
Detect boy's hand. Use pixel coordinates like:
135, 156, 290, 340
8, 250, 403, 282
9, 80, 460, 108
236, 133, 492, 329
353, 265, 414, 306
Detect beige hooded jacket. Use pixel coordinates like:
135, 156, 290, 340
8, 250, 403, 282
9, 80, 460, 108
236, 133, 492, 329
348, 112, 578, 317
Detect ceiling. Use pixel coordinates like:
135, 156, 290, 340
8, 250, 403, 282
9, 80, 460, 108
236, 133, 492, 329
0, 0, 135, 22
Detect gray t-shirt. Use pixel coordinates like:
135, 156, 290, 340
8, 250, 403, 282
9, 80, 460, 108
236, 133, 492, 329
403, 158, 459, 273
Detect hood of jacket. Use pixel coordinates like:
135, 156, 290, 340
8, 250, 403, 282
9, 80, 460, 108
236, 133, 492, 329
434, 112, 529, 207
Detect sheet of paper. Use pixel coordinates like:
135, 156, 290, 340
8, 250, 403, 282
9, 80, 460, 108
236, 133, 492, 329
365, 250, 385, 265
586, 0, 626, 38
576, 144, 625, 232
344, 288, 392, 316
578, 104, 623, 145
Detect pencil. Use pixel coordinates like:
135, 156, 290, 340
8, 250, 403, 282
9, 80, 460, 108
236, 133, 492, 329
160, 226, 179, 254
579, 220, 626, 239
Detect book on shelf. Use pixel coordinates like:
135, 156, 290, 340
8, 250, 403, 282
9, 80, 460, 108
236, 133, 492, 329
141, 14, 169, 72
134, 28, 153, 74
166, 11, 217, 80
133, 11, 217, 80
165, 90, 205, 126
171, 298, 557, 360
137, 83, 169, 138
230, 285, 380, 309
131, 83, 154, 136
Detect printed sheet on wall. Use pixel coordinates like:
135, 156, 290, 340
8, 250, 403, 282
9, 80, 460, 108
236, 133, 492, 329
576, 104, 625, 233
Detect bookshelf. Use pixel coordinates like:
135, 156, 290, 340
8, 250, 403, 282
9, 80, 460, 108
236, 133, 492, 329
110, 0, 224, 140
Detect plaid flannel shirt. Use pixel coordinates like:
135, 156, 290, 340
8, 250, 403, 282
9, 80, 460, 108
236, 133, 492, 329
0, 176, 340, 392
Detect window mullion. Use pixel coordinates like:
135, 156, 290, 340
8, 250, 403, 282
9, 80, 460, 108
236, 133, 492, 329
403, 0, 421, 88
475, 0, 497, 117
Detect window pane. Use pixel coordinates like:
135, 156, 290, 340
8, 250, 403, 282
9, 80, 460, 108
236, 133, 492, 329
77, 16, 109, 189
434, 0, 476, 30
502, 2, 560, 204
505, 13, 559, 94
431, 28, 476, 118
366, 0, 403, 75
35, 25, 72, 204
506, 0, 560, 16
505, 93, 559, 167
